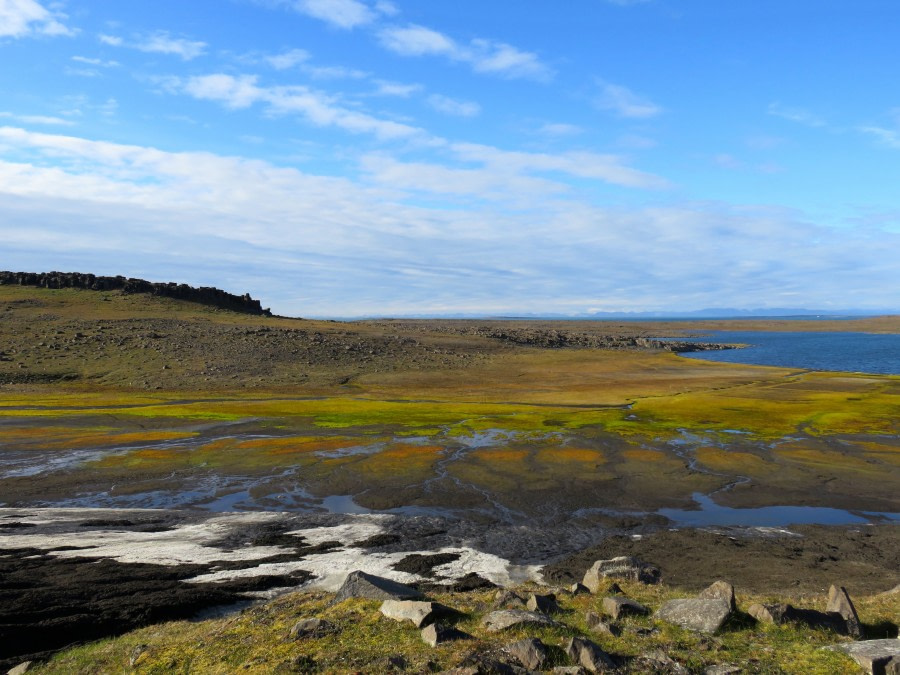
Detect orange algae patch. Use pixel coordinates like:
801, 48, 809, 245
472, 448, 529, 463
773, 443, 881, 472
535, 447, 605, 464
236, 436, 363, 456
354, 443, 441, 475
622, 448, 666, 462
694, 446, 775, 475
2, 428, 195, 450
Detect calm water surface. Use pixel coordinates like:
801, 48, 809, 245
675, 331, 900, 375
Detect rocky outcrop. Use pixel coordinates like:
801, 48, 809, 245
504, 638, 548, 671
481, 609, 558, 632
583, 556, 661, 591
699, 581, 737, 613
0, 271, 271, 316
824, 640, 900, 675
333, 571, 423, 603
826, 584, 864, 639
564, 636, 617, 672
655, 598, 732, 634
601, 596, 649, 620
380, 600, 453, 628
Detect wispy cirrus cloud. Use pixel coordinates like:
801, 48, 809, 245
594, 81, 661, 118
767, 102, 826, 128
378, 23, 552, 81
0, 111, 74, 126
261, 0, 382, 29
427, 94, 480, 118
99, 31, 207, 60
0, 0, 73, 38
181, 73, 424, 140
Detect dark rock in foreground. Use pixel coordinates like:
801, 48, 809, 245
333, 570, 424, 603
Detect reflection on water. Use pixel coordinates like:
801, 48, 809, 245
659, 493, 900, 527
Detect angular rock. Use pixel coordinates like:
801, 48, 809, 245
655, 598, 731, 634
380, 599, 453, 628
699, 581, 737, 613
825, 639, 900, 674
482, 609, 557, 632
505, 637, 548, 671
289, 617, 335, 639
421, 623, 471, 647
748, 602, 792, 625
527, 592, 560, 614
570, 582, 590, 596
601, 596, 649, 620
582, 556, 660, 592
586, 611, 621, 637
635, 650, 689, 674
826, 585, 864, 639
333, 570, 423, 603
493, 589, 527, 609
704, 665, 743, 675
7, 664, 32, 675
564, 636, 618, 673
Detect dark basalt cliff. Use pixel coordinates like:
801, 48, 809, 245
0, 271, 271, 316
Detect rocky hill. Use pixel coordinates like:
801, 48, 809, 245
0, 271, 271, 316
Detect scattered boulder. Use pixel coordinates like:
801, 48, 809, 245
586, 611, 621, 637
826, 585, 864, 639
704, 665, 743, 675
825, 639, 900, 675
493, 589, 527, 609
634, 649, 689, 674
582, 556, 660, 592
601, 596, 649, 620
570, 582, 590, 596
655, 598, 732, 634
380, 600, 453, 628
505, 637, 548, 671
527, 592, 560, 614
289, 617, 335, 639
699, 581, 737, 613
564, 636, 618, 673
333, 570, 423, 603
482, 609, 558, 632
748, 602, 792, 625
7, 663, 32, 675
421, 623, 471, 647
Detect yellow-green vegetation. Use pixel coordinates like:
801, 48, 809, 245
29, 578, 892, 674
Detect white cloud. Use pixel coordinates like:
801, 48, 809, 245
0, 112, 74, 126
72, 55, 120, 68
767, 102, 826, 128
427, 94, 480, 118
378, 24, 552, 81
860, 126, 900, 149
292, 0, 375, 29
135, 31, 207, 60
182, 73, 424, 140
537, 123, 583, 137
265, 48, 310, 70
595, 81, 661, 118
1, 126, 897, 316
0, 0, 72, 38
373, 80, 422, 97
98, 33, 122, 46
373, 0, 398, 16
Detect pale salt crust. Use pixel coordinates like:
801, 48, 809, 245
0, 508, 544, 589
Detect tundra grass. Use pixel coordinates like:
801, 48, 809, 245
29, 578, 889, 674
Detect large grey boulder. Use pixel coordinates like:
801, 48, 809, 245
421, 623, 471, 647
826, 585, 864, 639
505, 637, 548, 671
482, 609, 557, 632
655, 598, 732, 634
564, 636, 618, 672
602, 596, 649, 620
333, 570, 423, 603
825, 639, 900, 674
493, 589, 527, 609
289, 618, 335, 639
748, 602, 793, 625
380, 600, 452, 628
586, 611, 621, 636
582, 556, 660, 592
699, 581, 737, 613
527, 592, 560, 614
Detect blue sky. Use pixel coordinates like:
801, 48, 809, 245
1, 0, 898, 316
